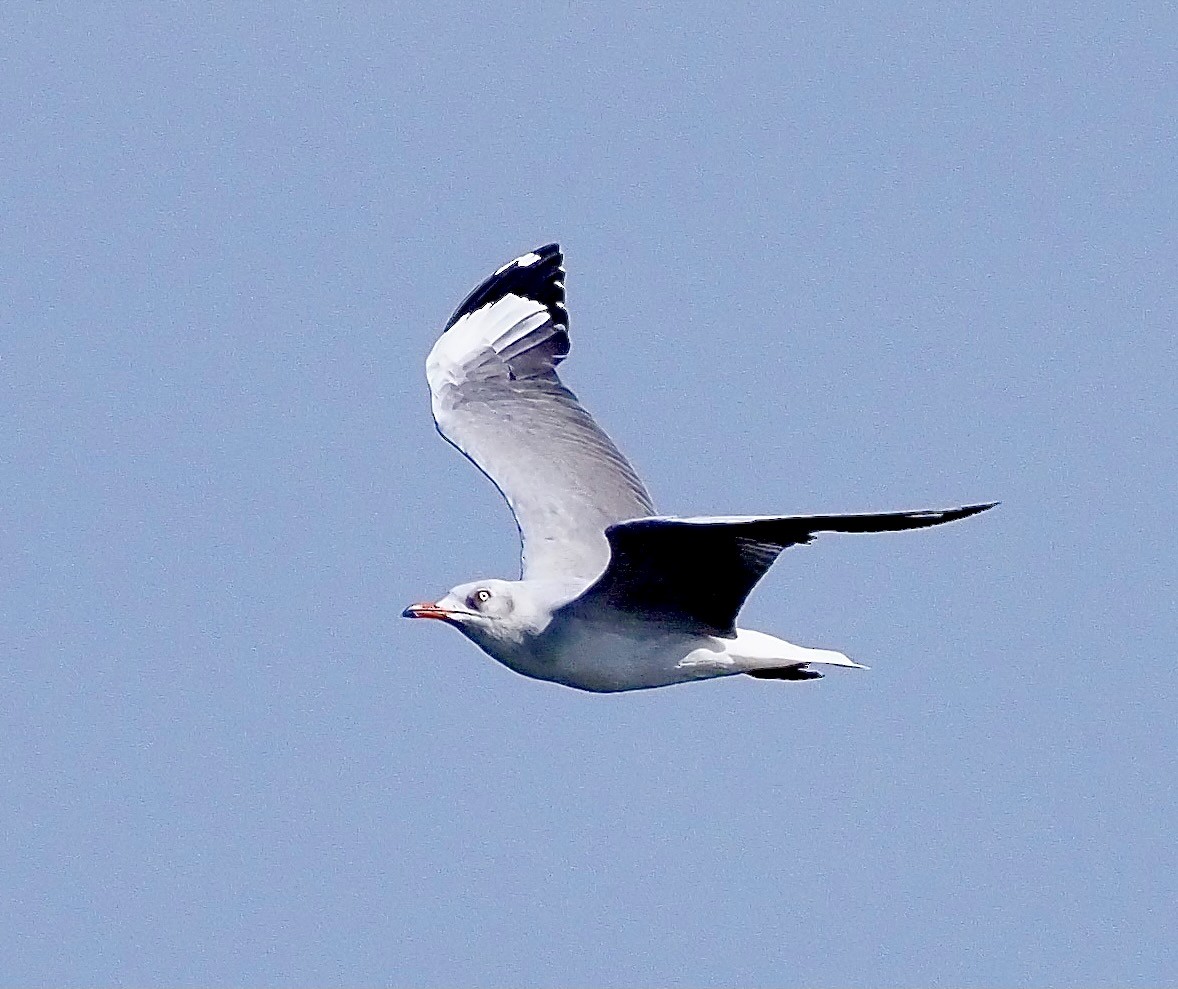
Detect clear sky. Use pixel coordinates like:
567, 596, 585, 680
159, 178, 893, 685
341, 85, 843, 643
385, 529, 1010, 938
1, 3, 1174, 986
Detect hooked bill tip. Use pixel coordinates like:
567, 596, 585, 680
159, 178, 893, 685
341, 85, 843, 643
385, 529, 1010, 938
402, 602, 451, 621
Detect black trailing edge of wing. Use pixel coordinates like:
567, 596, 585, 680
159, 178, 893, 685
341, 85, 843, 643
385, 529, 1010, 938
444, 243, 567, 333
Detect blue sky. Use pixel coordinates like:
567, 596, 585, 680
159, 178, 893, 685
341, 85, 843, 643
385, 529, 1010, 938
1, 3, 1174, 985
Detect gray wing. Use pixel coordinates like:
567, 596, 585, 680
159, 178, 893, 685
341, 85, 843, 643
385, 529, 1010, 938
426, 245, 654, 582
560, 504, 997, 637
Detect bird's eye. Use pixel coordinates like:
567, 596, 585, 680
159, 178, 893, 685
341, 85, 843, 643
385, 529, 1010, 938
469, 588, 492, 608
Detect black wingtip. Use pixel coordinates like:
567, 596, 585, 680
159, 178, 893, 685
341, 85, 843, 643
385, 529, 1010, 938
952, 502, 1000, 520
444, 244, 566, 332
746, 666, 825, 681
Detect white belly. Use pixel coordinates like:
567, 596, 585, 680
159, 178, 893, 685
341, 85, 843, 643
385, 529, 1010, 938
496, 617, 863, 693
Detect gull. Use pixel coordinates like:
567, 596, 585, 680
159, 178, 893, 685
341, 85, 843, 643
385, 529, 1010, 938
404, 244, 994, 692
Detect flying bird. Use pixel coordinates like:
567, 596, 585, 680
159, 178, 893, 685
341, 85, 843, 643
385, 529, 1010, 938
404, 244, 993, 692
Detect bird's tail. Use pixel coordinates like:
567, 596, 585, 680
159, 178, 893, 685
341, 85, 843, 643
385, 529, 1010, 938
727, 628, 868, 679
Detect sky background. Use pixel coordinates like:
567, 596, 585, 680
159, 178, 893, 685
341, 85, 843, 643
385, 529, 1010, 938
1, 3, 1174, 986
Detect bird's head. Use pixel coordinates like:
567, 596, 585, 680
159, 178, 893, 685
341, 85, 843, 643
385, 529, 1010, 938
402, 578, 548, 656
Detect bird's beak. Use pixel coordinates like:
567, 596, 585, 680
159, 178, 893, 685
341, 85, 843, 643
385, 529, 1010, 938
402, 602, 454, 620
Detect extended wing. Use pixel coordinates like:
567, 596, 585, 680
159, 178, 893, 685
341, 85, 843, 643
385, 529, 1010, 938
426, 245, 654, 582
562, 504, 996, 637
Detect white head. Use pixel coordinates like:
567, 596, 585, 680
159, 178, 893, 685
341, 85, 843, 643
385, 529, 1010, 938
402, 578, 554, 659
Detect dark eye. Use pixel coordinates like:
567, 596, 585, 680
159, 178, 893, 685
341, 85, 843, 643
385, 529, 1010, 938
469, 588, 492, 608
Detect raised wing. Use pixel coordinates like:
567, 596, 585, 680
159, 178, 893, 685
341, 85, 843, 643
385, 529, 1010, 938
562, 504, 996, 637
426, 244, 654, 582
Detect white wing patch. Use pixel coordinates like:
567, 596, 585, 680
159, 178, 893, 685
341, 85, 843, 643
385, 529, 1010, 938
494, 251, 543, 275
427, 293, 550, 395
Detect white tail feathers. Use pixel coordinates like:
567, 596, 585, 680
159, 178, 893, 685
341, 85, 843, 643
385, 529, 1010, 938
724, 628, 869, 672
